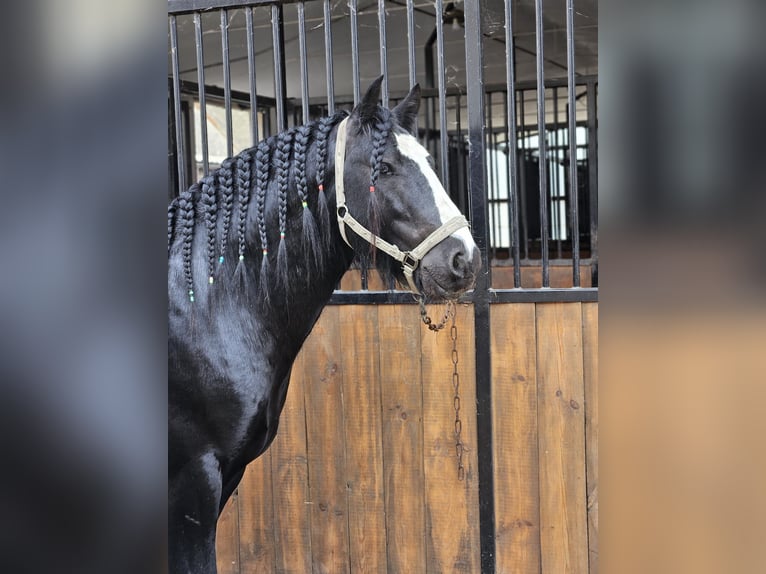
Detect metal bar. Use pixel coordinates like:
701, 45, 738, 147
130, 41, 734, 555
504, 3, 521, 288
272, 4, 287, 132
463, 0, 495, 570
350, 0, 360, 105
378, 0, 388, 107
220, 9, 233, 158
323, 0, 335, 114
534, 0, 549, 287
169, 0, 290, 15
553, 86, 562, 259
486, 92, 497, 260
246, 7, 259, 145
406, 0, 417, 88
178, 78, 277, 107
297, 2, 310, 124
567, 0, 580, 287
436, 0, 449, 193
169, 15, 186, 194
587, 79, 598, 287
328, 287, 597, 305
194, 13, 209, 176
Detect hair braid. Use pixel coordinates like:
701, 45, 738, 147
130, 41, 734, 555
367, 115, 392, 259
218, 158, 235, 263
293, 124, 322, 270
236, 152, 252, 264
200, 175, 218, 285
254, 140, 271, 303
167, 199, 177, 255
177, 191, 196, 302
275, 130, 293, 292
314, 114, 338, 249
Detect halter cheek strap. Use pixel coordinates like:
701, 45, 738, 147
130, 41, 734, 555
334, 117, 470, 295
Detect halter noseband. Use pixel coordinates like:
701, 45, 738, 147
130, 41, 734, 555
333, 117, 470, 295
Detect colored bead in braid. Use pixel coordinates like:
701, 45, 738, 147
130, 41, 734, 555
314, 114, 338, 250
293, 124, 322, 270
177, 191, 196, 302
218, 158, 235, 264
235, 152, 252, 264
275, 130, 293, 292
254, 141, 271, 303
200, 175, 218, 284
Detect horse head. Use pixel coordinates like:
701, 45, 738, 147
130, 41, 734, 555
337, 77, 482, 300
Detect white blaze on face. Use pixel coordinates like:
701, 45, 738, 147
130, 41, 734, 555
394, 132, 476, 254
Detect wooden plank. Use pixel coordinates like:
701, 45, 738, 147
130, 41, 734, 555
236, 452, 276, 573
378, 305, 427, 574
271, 350, 311, 573
536, 303, 588, 574
582, 303, 598, 574
217, 494, 241, 574
421, 303, 480, 573
338, 305, 387, 573
491, 303, 541, 574
302, 306, 350, 574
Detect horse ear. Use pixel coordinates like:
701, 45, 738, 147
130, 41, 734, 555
352, 75, 384, 125
392, 84, 421, 136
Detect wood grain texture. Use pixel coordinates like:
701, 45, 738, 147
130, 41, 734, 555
536, 303, 588, 574
217, 494, 241, 574
421, 304, 480, 574
271, 350, 311, 573
338, 305, 387, 573
378, 305, 427, 574
582, 303, 599, 574
301, 307, 350, 574
491, 265, 592, 289
236, 452, 275, 574
491, 303, 541, 574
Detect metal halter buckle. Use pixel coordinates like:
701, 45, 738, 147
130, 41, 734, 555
402, 252, 418, 271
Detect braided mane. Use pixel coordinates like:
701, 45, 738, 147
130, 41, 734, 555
168, 107, 398, 304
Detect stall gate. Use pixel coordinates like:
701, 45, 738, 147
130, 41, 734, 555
168, 0, 598, 571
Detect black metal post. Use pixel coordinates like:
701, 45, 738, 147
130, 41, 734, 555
463, 0, 495, 571
504, 0, 521, 287
169, 15, 186, 194
271, 4, 288, 132
246, 7, 259, 145
221, 9, 233, 158
566, 0, 581, 286
323, 0, 335, 114
535, 0, 549, 286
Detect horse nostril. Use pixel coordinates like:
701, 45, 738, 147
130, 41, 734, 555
451, 250, 469, 277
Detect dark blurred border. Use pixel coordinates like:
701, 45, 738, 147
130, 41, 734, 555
0, 2, 166, 572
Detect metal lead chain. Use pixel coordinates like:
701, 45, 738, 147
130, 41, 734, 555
418, 297, 455, 332
451, 312, 465, 481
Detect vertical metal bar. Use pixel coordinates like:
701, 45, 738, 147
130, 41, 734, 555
221, 9, 233, 158
194, 13, 209, 176
246, 7, 259, 145
587, 79, 598, 286
486, 93, 497, 260
169, 15, 186, 194
553, 87, 562, 259
519, 88, 529, 261
535, 0, 549, 287
504, 0, 521, 287
378, 0, 388, 107
436, 0, 449, 193
406, 0, 417, 88
297, 2, 310, 124
350, 0, 360, 105
464, 0, 495, 571
566, 0, 581, 286
456, 92, 466, 213
272, 5, 287, 132
323, 0, 335, 114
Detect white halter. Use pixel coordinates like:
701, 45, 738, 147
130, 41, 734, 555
333, 117, 470, 295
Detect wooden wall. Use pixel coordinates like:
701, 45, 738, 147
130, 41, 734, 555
215, 302, 598, 574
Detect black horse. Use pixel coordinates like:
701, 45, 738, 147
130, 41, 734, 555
168, 77, 480, 573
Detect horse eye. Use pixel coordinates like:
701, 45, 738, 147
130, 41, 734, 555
379, 162, 394, 176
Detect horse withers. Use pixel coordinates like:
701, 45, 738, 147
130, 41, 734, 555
168, 77, 480, 573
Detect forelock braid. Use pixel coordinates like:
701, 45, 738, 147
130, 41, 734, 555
314, 114, 340, 249
218, 158, 235, 262
200, 175, 218, 285
293, 124, 322, 270
274, 130, 293, 292
236, 152, 252, 263
177, 191, 196, 302
254, 140, 271, 304
367, 114, 392, 259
